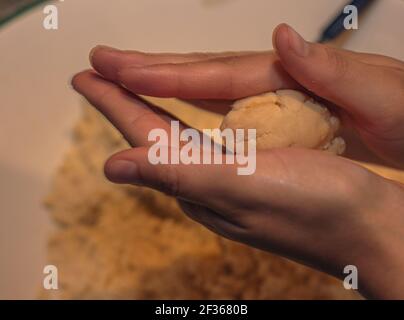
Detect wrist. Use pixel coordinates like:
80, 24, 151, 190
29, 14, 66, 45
355, 179, 404, 299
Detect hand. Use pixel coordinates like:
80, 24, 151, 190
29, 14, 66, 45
72, 24, 404, 299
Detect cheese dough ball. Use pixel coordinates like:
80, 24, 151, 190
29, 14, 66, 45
220, 90, 345, 154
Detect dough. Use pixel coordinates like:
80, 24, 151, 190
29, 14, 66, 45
220, 90, 346, 154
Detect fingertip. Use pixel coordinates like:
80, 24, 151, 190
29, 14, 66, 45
273, 23, 310, 60
89, 46, 99, 66
89, 45, 113, 66
104, 159, 139, 184
70, 73, 80, 90
89, 45, 119, 58
272, 23, 290, 54
70, 69, 95, 91
89, 45, 122, 80
104, 148, 149, 184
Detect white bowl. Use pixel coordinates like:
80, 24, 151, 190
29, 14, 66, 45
1, 0, 403, 299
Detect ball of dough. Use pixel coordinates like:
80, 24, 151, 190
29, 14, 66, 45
220, 89, 345, 154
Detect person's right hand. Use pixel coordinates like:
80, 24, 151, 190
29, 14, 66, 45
271, 24, 404, 168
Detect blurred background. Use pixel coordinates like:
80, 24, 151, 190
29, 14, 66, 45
1, 0, 404, 300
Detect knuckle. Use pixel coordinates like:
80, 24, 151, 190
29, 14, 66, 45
327, 164, 376, 211
220, 220, 250, 243
127, 111, 156, 128
210, 58, 239, 100
324, 47, 350, 81
98, 86, 124, 105
157, 166, 180, 197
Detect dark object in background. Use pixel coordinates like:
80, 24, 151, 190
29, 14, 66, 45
0, 0, 48, 27
318, 0, 376, 43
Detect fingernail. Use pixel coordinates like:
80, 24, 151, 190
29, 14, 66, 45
89, 45, 119, 60
286, 25, 309, 57
107, 160, 139, 183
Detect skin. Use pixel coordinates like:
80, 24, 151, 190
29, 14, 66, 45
72, 24, 404, 299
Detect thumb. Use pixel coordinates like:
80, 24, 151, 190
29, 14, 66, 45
103, 146, 241, 207
272, 23, 404, 130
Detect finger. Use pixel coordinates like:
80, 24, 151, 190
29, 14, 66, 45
117, 53, 299, 100
90, 45, 255, 82
90, 45, 404, 87
272, 24, 404, 129
104, 146, 243, 208
71, 70, 174, 147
